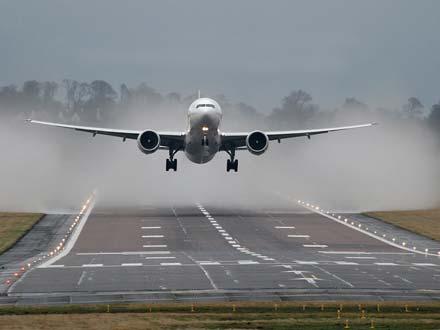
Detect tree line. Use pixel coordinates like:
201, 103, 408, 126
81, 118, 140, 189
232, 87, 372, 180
1, 79, 440, 134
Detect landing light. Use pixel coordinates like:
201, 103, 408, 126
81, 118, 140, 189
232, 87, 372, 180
202, 126, 209, 132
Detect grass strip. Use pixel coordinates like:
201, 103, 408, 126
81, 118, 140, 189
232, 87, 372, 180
366, 209, 440, 241
0, 213, 44, 254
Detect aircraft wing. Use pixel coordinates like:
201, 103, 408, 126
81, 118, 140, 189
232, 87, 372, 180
26, 119, 185, 149
221, 123, 376, 149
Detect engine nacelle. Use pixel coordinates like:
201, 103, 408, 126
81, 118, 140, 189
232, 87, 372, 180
246, 131, 269, 155
137, 130, 160, 154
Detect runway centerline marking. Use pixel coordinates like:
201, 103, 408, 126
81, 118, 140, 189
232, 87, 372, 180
76, 251, 171, 255
121, 263, 143, 266
143, 245, 167, 248
160, 262, 182, 266
141, 235, 164, 238
275, 226, 295, 229
346, 257, 377, 259
141, 226, 161, 229
334, 261, 359, 265
288, 235, 310, 238
145, 256, 175, 260
295, 261, 318, 265
82, 264, 103, 267
375, 262, 398, 266
303, 244, 328, 248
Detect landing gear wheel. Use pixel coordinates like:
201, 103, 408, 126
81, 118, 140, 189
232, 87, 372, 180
166, 158, 177, 171
226, 159, 238, 172
233, 159, 238, 172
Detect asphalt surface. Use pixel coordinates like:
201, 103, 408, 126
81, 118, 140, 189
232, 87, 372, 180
7, 204, 440, 304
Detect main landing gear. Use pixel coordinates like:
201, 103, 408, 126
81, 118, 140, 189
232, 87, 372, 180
166, 149, 178, 171
226, 149, 238, 172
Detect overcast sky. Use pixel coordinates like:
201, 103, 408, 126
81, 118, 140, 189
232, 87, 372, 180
1, 0, 439, 112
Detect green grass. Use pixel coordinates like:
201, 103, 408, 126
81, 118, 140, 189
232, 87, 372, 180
1, 302, 440, 329
366, 209, 440, 241
0, 212, 44, 254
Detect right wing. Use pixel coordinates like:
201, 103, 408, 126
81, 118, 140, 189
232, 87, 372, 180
221, 123, 376, 149
27, 119, 185, 150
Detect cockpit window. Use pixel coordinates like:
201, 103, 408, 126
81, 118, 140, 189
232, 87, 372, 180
196, 104, 215, 108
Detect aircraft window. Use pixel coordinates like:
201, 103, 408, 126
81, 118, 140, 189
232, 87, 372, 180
196, 104, 215, 108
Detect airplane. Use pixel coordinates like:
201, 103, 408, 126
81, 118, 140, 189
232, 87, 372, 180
27, 96, 376, 172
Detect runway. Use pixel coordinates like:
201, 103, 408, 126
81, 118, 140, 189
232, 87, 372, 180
6, 203, 440, 304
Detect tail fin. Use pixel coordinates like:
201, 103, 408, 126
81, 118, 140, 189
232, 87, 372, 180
198, 90, 201, 99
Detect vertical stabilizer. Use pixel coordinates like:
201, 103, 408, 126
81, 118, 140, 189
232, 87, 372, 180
198, 90, 201, 99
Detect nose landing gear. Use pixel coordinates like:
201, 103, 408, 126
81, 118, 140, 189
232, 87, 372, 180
226, 149, 238, 172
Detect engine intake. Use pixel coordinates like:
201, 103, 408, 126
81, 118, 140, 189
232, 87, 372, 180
137, 130, 160, 154
246, 131, 269, 155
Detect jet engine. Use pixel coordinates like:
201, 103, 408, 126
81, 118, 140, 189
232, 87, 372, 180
137, 130, 160, 154
246, 131, 269, 155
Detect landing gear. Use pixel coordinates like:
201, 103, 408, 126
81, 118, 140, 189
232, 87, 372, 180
226, 149, 238, 172
166, 149, 178, 171
226, 159, 238, 172
166, 158, 177, 171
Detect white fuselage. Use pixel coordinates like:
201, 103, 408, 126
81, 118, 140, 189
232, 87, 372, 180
184, 98, 222, 164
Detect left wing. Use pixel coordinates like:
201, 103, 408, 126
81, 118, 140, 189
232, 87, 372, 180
221, 123, 376, 149
26, 119, 185, 149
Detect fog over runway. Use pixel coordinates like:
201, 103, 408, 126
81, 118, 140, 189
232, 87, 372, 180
6, 199, 440, 304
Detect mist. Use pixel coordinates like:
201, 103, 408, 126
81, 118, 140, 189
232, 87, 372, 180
0, 89, 439, 214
